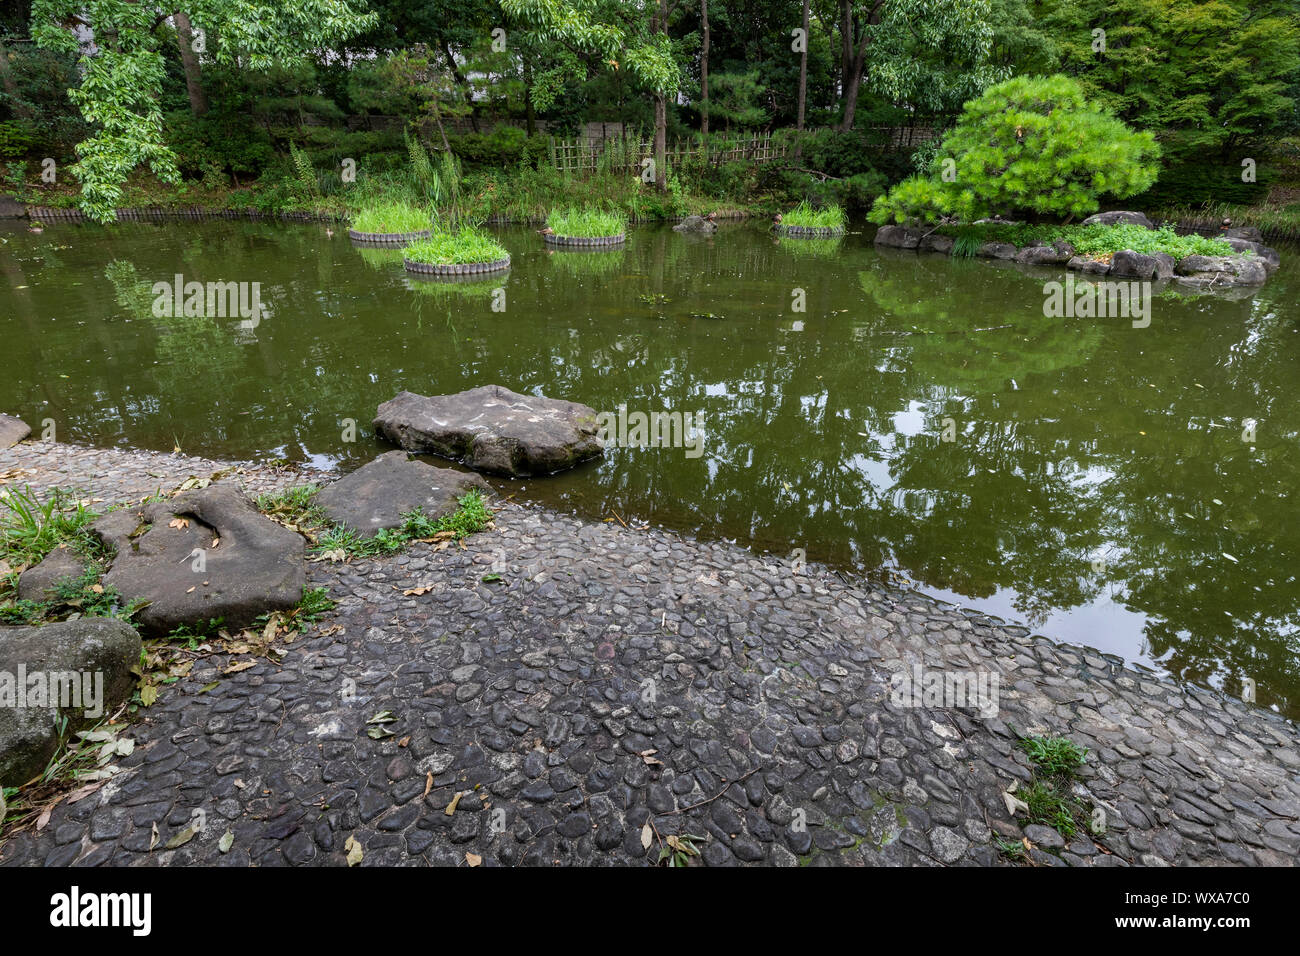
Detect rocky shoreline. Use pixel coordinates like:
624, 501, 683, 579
875, 211, 1281, 291
1, 438, 1298, 867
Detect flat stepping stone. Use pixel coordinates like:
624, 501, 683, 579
92, 484, 305, 637
0, 618, 141, 787
17, 547, 89, 602
374, 384, 603, 477
0, 414, 30, 449
315, 451, 489, 534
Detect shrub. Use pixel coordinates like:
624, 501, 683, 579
870, 75, 1161, 224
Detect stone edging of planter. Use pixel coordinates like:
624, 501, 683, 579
347, 228, 431, 245
402, 255, 512, 276
543, 233, 626, 248
777, 224, 846, 238
23, 205, 345, 223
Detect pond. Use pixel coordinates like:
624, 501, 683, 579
2, 218, 1298, 717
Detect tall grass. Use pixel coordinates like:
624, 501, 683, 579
940, 222, 1236, 258
404, 225, 509, 265
783, 200, 847, 230
545, 206, 627, 238
0, 486, 97, 567
351, 200, 430, 234
1157, 201, 1300, 242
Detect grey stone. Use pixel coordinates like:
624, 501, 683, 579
977, 241, 1018, 260
374, 385, 604, 478
315, 451, 489, 534
0, 414, 30, 449
1066, 256, 1111, 275
873, 225, 925, 249
1015, 241, 1074, 266
1110, 249, 1160, 279
93, 484, 305, 636
17, 548, 90, 602
0, 619, 142, 786
1081, 211, 1154, 228
672, 216, 717, 234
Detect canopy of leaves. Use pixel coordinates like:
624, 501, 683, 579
870, 74, 1160, 223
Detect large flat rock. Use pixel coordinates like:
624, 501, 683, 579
0, 414, 30, 449
93, 484, 305, 637
316, 451, 489, 534
374, 385, 604, 477
0, 618, 141, 787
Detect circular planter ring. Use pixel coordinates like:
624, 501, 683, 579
543, 233, 626, 248
348, 228, 431, 246
777, 224, 846, 239
402, 255, 512, 277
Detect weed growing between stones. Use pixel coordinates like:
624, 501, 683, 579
0, 485, 98, 567
0, 568, 141, 627
312, 491, 493, 559
1014, 733, 1093, 844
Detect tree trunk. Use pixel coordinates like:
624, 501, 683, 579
523, 58, 537, 136
175, 13, 209, 116
840, 0, 852, 99
700, 0, 710, 138
443, 42, 479, 133
654, 94, 667, 192
796, 0, 810, 130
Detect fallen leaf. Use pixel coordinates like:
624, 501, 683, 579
641, 821, 653, 850
168, 517, 190, 530
345, 835, 363, 866
423, 772, 433, 799
445, 791, 463, 816
224, 660, 256, 675
218, 831, 234, 853
165, 827, 196, 849
465, 852, 482, 867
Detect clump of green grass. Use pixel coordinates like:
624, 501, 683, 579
0, 486, 98, 568
546, 206, 627, 238
314, 490, 493, 558
1020, 734, 1089, 777
404, 226, 509, 265
1010, 732, 1092, 846
0, 568, 141, 627
255, 485, 325, 527
940, 222, 1235, 259
782, 200, 847, 230
351, 200, 431, 235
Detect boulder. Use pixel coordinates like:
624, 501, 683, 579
93, 484, 305, 637
977, 241, 1018, 260
873, 225, 924, 249
315, 451, 490, 534
0, 414, 30, 449
17, 548, 89, 603
1110, 249, 1161, 279
1151, 251, 1176, 280
374, 385, 604, 478
1225, 237, 1280, 271
0, 195, 25, 218
1081, 211, 1154, 229
1224, 226, 1263, 242
1066, 256, 1111, 275
918, 233, 954, 254
672, 216, 718, 234
1175, 254, 1267, 287
1015, 240, 1074, 266
0, 619, 142, 787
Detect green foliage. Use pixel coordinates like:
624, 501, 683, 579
352, 201, 432, 234
1019, 735, 1088, 777
870, 75, 1161, 224
545, 206, 627, 238
313, 490, 493, 557
404, 226, 509, 265
782, 200, 846, 230
0, 486, 97, 568
939, 222, 1236, 259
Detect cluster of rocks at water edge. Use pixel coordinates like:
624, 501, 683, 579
875, 211, 1280, 290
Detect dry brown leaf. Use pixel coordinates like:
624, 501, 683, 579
640, 821, 653, 850
445, 791, 464, 816
423, 772, 433, 799
465, 852, 482, 867
224, 660, 256, 675
168, 517, 190, 530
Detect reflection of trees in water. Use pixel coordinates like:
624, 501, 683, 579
8, 224, 1300, 715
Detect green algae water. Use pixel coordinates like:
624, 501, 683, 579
3, 219, 1298, 716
